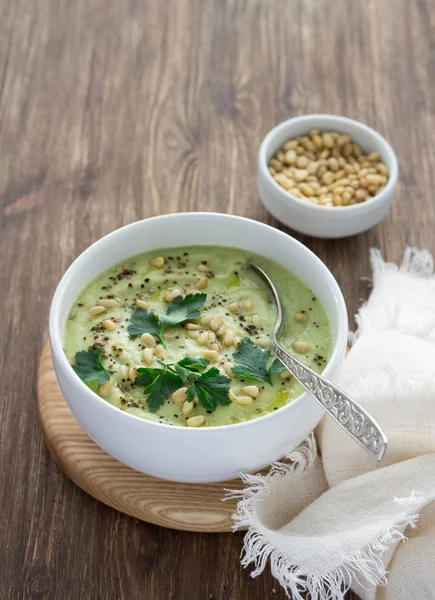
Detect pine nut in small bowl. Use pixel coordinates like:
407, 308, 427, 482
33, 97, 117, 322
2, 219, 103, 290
258, 114, 399, 238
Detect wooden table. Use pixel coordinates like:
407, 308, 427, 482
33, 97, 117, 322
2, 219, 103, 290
1, 0, 432, 597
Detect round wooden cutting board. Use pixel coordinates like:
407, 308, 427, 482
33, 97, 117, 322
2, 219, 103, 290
37, 340, 248, 533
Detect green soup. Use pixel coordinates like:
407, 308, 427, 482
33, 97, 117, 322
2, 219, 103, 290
65, 246, 333, 427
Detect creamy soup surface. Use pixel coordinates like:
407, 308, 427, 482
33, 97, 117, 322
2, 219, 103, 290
65, 246, 333, 427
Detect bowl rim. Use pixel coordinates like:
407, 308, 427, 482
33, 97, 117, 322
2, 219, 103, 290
258, 113, 399, 214
49, 212, 348, 433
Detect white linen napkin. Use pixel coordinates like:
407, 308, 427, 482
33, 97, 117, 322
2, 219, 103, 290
229, 248, 435, 600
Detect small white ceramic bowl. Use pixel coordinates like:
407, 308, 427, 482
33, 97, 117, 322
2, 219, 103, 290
258, 114, 399, 238
49, 213, 348, 483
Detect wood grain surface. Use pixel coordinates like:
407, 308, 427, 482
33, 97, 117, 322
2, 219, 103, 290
1, 0, 433, 598
37, 340, 248, 534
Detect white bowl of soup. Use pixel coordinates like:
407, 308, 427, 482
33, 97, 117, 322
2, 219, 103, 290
49, 213, 348, 483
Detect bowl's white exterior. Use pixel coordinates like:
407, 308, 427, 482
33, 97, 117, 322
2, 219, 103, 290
49, 213, 348, 483
258, 114, 399, 238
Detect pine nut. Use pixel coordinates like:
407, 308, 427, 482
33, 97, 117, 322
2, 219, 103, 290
149, 256, 165, 268
88, 305, 106, 316
198, 263, 208, 272
136, 298, 150, 309
102, 319, 117, 331
292, 341, 311, 353
236, 395, 253, 406
274, 173, 292, 190
366, 174, 385, 185
207, 331, 216, 344
186, 323, 200, 330
223, 362, 235, 377
298, 183, 315, 197
353, 143, 362, 157
355, 188, 368, 201
197, 332, 210, 345
128, 367, 137, 382
195, 277, 208, 290
172, 387, 188, 403
186, 415, 206, 427
209, 343, 220, 352
322, 132, 334, 148
283, 139, 298, 150
294, 312, 308, 322
210, 316, 224, 331
99, 377, 115, 396
119, 365, 128, 380
251, 314, 261, 328
301, 137, 316, 152
200, 314, 213, 327
284, 149, 297, 164
257, 336, 271, 348
294, 169, 308, 182
99, 298, 118, 308
217, 325, 226, 337
228, 302, 240, 313
163, 327, 177, 339
141, 333, 156, 347
269, 158, 282, 171
367, 151, 380, 161
143, 348, 154, 364
229, 389, 237, 401
306, 161, 319, 174
182, 400, 194, 415
322, 171, 335, 186
165, 288, 183, 302
242, 299, 253, 310
241, 385, 259, 398
204, 350, 218, 361
187, 330, 200, 339
296, 155, 309, 168
327, 157, 339, 172
154, 345, 165, 359
223, 330, 234, 346
311, 133, 323, 149
279, 369, 292, 380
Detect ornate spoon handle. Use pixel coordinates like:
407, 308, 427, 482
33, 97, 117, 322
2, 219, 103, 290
273, 344, 387, 462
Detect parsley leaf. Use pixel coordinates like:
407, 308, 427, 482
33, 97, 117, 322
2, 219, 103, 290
141, 368, 183, 412
127, 293, 207, 342
134, 368, 162, 387
72, 348, 112, 386
174, 355, 210, 380
232, 337, 285, 384
186, 368, 232, 411
127, 309, 161, 338
134, 354, 230, 412
177, 355, 210, 371
159, 294, 207, 328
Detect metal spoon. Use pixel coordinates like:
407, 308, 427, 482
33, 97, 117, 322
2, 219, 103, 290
249, 263, 388, 462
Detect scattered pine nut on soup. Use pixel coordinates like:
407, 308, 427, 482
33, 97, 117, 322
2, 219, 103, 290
65, 246, 332, 427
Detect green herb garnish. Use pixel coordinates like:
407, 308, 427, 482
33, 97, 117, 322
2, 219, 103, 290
135, 355, 231, 412
72, 347, 112, 386
135, 366, 184, 412
128, 293, 207, 343
232, 337, 285, 384
185, 368, 233, 411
